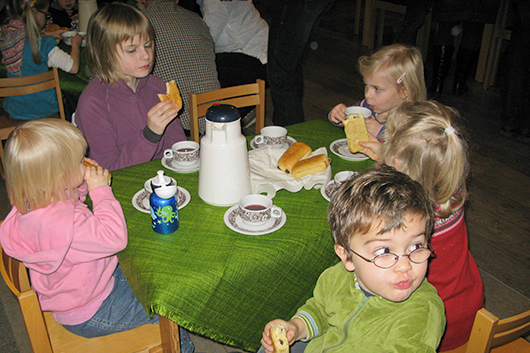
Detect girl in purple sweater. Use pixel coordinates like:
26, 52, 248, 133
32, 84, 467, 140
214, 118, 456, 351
75, 3, 186, 171
0, 119, 163, 338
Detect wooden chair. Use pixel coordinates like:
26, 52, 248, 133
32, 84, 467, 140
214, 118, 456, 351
477, 0, 511, 89
0, 243, 163, 353
0, 67, 66, 179
445, 308, 530, 353
188, 79, 266, 143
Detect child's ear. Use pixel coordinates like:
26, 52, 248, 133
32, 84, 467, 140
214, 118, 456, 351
335, 244, 356, 272
400, 86, 408, 99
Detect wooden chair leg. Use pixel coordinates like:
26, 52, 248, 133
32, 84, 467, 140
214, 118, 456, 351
159, 316, 181, 353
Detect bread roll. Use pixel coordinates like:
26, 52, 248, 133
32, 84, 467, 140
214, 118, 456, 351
83, 160, 112, 185
270, 325, 289, 353
158, 80, 183, 110
291, 154, 331, 179
277, 142, 312, 174
343, 113, 369, 153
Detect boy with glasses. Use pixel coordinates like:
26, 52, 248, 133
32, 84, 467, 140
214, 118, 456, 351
260, 166, 446, 353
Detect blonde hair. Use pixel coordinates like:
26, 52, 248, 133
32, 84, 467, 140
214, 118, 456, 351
381, 101, 470, 218
358, 44, 427, 103
5, 119, 87, 214
87, 2, 155, 85
4, 0, 50, 65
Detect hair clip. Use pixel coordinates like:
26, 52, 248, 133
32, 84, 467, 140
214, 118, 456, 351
396, 72, 406, 84
445, 126, 456, 136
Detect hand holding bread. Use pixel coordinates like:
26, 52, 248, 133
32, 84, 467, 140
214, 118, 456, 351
277, 142, 330, 179
83, 159, 112, 186
270, 325, 289, 353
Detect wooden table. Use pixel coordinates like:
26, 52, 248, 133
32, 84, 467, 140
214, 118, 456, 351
111, 120, 374, 352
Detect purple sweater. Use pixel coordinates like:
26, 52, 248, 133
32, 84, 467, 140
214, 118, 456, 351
76, 75, 187, 171
0, 183, 127, 325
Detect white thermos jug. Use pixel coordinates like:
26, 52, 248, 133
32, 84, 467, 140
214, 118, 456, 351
198, 104, 251, 206
78, 0, 98, 32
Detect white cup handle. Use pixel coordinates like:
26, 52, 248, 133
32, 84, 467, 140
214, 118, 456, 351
164, 149, 174, 159
255, 135, 264, 144
253, 183, 276, 199
271, 206, 282, 218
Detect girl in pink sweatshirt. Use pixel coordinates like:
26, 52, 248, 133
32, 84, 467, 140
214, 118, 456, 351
0, 119, 159, 338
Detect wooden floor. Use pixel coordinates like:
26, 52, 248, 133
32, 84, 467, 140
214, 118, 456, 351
1, 1, 529, 352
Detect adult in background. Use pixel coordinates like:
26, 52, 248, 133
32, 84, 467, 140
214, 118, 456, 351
498, 0, 530, 143
394, 0, 500, 99
139, 0, 220, 135
266, 0, 335, 127
197, 0, 268, 88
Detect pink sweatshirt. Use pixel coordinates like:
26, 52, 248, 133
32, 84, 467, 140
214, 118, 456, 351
0, 183, 127, 325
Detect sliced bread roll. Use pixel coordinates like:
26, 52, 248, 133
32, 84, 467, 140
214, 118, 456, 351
157, 80, 183, 110
343, 113, 369, 153
277, 142, 312, 174
291, 154, 331, 179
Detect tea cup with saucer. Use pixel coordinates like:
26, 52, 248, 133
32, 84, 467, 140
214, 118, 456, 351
238, 194, 282, 227
164, 141, 199, 167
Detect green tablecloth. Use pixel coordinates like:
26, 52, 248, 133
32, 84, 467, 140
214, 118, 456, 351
112, 120, 375, 352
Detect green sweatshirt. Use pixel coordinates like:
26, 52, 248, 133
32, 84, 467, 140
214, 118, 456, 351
294, 262, 446, 353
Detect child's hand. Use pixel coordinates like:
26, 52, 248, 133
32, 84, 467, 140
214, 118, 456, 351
328, 103, 347, 124
46, 29, 68, 40
84, 164, 110, 191
261, 319, 299, 353
147, 100, 180, 136
70, 34, 83, 47
365, 116, 383, 137
360, 133, 383, 162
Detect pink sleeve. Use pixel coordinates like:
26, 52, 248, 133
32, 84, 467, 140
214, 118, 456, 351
67, 186, 127, 263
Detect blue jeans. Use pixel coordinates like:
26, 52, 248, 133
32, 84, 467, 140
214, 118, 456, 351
62, 265, 194, 353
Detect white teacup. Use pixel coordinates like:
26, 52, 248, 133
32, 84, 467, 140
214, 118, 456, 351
334, 170, 359, 185
238, 194, 282, 227
164, 141, 199, 167
345, 106, 372, 119
254, 126, 288, 148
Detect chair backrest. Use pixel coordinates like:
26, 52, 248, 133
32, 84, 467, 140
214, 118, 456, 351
188, 79, 266, 143
450, 308, 530, 353
0, 67, 66, 122
0, 67, 66, 178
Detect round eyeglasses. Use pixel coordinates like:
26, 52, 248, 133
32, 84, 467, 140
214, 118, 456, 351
349, 244, 434, 269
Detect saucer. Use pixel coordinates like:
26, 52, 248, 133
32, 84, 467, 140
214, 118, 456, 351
321, 180, 339, 202
132, 187, 191, 214
250, 136, 297, 150
161, 157, 199, 173
329, 139, 370, 161
223, 205, 286, 235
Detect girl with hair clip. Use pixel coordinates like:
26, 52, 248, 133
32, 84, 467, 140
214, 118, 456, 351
75, 2, 186, 171
380, 101, 484, 351
328, 44, 426, 143
0, 119, 193, 346
0, 0, 82, 120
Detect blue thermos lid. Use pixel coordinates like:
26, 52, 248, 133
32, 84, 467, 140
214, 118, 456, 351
205, 104, 240, 123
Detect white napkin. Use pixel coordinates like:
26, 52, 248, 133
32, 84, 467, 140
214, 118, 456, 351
249, 146, 332, 193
